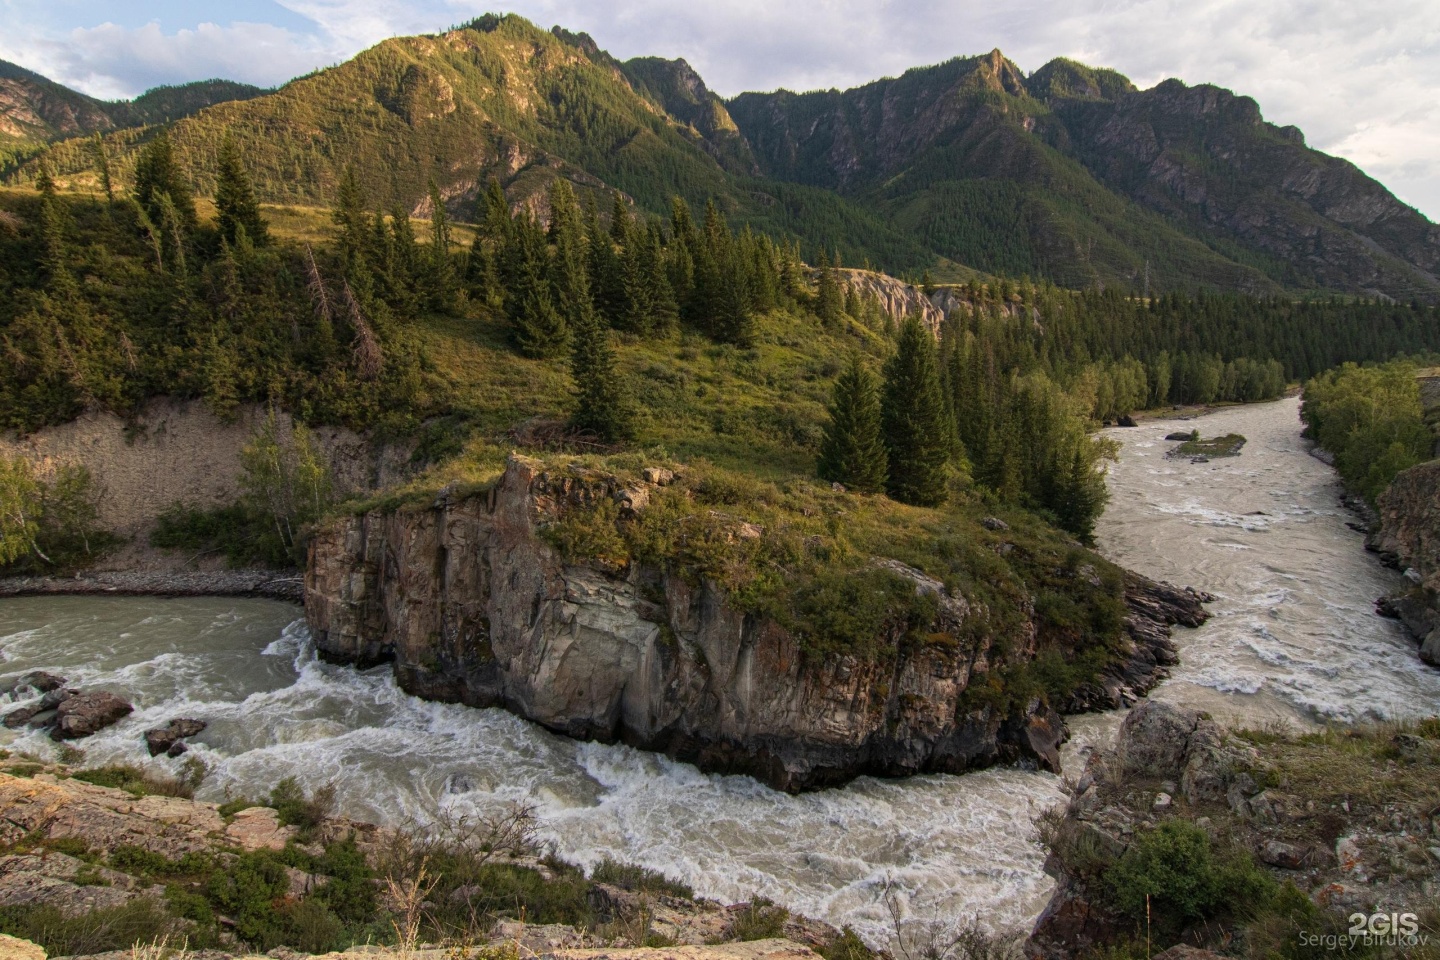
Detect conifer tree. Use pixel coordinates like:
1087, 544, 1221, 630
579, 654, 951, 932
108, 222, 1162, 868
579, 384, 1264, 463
645, 225, 679, 336
215, 135, 268, 246
132, 131, 196, 231
617, 234, 654, 334
507, 214, 568, 358
587, 201, 623, 325
332, 165, 369, 269
816, 253, 844, 326
546, 179, 591, 327
35, 158, 73, 294
570, 305, 634, 443
553, 184, 632, 441
881, 316, 950, 506
89, 134, 113, 204
426, 179, 457, 312
818, 356, 887, 493
34, 156, 56, 198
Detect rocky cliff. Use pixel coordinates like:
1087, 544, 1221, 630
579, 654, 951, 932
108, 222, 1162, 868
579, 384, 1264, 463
306, 455, 1207, 792
1373, 459, 1440, 665
1024, 702, 1440, 959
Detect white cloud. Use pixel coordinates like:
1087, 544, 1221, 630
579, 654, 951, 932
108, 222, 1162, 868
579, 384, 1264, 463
2, 0, 1436, 218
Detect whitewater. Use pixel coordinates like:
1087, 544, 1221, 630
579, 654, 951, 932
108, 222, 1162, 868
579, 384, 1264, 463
2, 396, 1436, 944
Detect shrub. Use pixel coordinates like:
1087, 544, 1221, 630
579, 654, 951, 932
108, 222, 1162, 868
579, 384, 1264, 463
724, 898, 789, 941
591, 858, 694, 899
0, 898, 179, 955
1104, 820, 1275, 928
269, 776, 335, 834
818, 927, 876, 960
206, 850, 292, 945
541, 497, 629, 565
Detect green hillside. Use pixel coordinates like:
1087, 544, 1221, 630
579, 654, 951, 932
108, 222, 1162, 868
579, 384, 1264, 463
12, 18, 945, 276
727, 50, 1440, 301
0, 58, 266, 151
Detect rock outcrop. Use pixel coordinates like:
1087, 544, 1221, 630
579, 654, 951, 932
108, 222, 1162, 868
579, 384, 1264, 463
1372, 459, 1440, 665
1025, 702, 1440, 959
307, 455, 1206, 792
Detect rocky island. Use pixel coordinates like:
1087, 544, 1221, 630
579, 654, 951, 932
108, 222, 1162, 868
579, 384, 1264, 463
307, 454, 1208, 792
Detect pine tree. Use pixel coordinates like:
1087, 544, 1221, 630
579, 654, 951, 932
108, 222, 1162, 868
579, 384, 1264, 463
881, 316, 951, 506
132, 131, 196, 231
215, 134, 268, 246
818, 356, 887, 493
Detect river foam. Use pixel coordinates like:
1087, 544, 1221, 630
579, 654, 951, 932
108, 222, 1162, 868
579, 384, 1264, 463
2, 397, 1436, 944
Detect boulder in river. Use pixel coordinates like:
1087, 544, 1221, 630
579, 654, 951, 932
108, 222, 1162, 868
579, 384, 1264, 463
144, 718, 208, 756
1116, 414, 1138, 427
0, 672, 67, 699
1165, 431, 1196, 441
49, 691, 134, 741
3, 688, 76, 729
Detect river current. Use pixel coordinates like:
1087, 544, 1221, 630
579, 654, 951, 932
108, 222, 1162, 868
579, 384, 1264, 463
2, 397, 1436, 943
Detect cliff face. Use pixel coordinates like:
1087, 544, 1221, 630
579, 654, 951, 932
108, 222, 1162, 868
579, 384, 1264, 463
1373, 459, 1440, 665
307, 456, 1205, 792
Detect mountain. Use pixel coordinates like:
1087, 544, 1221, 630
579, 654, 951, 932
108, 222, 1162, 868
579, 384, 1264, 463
19, 17, 944, 274
10, 20, 1439, 299
726, 50, 1440, 300
0, 58, 267, 149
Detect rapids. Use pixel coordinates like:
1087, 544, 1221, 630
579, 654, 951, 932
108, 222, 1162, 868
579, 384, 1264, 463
2, 397, 1435, 943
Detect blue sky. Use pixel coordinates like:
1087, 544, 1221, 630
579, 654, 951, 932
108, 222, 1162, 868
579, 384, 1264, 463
4, 0, 1438, 220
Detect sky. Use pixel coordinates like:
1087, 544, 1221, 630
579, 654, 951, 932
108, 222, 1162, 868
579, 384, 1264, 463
3, 0, 1438, 221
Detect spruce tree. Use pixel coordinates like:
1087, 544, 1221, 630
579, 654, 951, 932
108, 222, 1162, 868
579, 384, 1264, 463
507, 214, 568, 358
132, 131, 196, 231
554, 185, 632, 441
816, 253, 844, 326
426, 179, 457, 312
89, 134, 113, 204
332, 165, 368, 268
881, 316, 950, 506
818, 356, 887, 493
570, 306, 634, 443
645, 225, 679, 336
215, 134, 268, 246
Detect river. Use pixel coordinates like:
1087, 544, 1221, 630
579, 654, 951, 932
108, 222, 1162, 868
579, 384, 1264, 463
1, 397, 1436, 945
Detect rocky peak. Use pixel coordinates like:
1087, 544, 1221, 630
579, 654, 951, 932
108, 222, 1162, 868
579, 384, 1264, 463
974, 48, 1028, 96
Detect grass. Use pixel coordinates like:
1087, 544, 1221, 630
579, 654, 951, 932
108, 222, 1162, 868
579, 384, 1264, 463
68, 765, 197, 799
1174, 433, 1246, 457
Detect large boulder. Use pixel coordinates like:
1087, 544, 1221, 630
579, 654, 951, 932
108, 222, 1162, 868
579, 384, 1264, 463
48, 692, 133, 741
144, 718, 207, 756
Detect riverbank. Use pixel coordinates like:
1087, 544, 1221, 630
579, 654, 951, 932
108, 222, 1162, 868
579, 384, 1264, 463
1029, 701, 1440, 959
0, 756, 853, 958
0, 570, 302, 603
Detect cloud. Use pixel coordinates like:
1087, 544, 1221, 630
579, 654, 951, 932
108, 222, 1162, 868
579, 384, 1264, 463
2, 0, 1436, 218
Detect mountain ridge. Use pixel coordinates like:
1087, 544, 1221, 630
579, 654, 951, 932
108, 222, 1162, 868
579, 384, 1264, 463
5, 19, 1437, 300
0, 57, 268, 148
